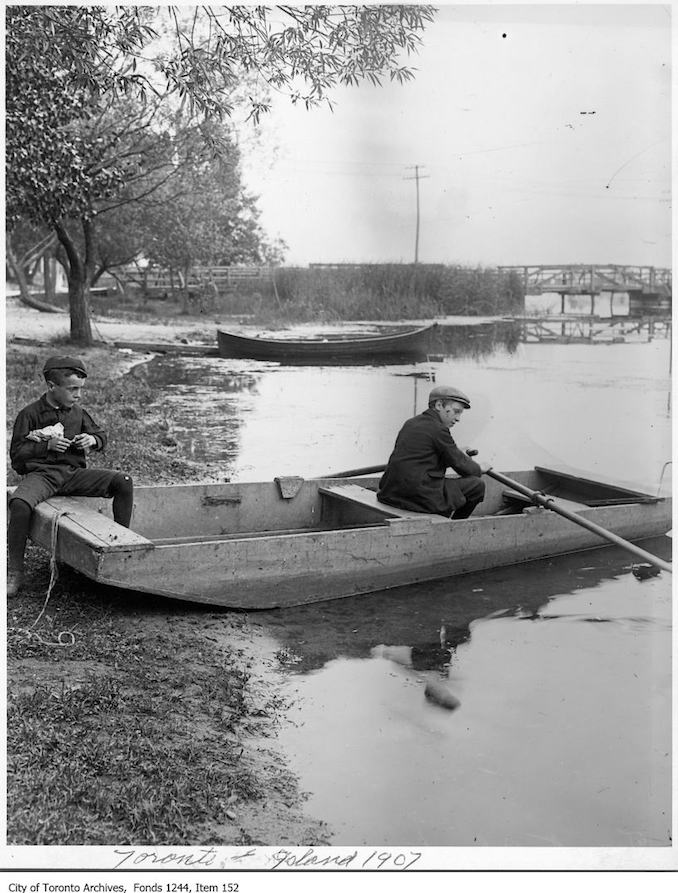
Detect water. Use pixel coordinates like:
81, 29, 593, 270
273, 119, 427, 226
128, 323, 672, 846
140, 325, 671, 488
253, 541, 672, 846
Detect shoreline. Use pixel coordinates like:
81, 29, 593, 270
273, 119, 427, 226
5, 335, 330, 847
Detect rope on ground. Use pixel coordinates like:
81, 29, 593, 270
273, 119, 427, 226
34, 507, 69, 625
7, 627, 76, 647
91, 316, 114, 344
8, 509, 76, 648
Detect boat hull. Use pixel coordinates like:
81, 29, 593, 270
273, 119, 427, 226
216, 325, 436, 361
21, 470, 672, 609
100, 504, 669, 609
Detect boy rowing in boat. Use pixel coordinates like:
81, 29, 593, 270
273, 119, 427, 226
7, 355, 134, 596
377, 384, 491, 519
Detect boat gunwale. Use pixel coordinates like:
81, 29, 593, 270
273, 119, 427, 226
15, 471, 669, 549
217, 323, 436, 349
146, 497, 669, 548
216, 324, 438, 360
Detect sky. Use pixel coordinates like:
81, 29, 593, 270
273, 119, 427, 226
239, 3, 672, 269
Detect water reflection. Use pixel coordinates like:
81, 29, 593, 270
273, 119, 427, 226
122, 332, 670, 488
119, 321, 525, 475
268, 538, 671, 847
127, 357, 263, 471
214, 321, 522, 366
252, 537, 671, 676
137, 357, 261, 393
431, 321, 521, 359
121, 332, 671, 491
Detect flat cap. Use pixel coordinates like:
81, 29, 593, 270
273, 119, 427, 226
428, 384, 471, 408
43, 356, 88, 377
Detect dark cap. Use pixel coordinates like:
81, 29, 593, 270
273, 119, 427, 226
43, 356, 88, 378
428, 385, 471, 408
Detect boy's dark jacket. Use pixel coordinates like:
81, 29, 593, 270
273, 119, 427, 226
10, 395, 106, 475
377, 407, 482, 516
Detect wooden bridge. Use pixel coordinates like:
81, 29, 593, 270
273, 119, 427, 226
497, 264, 671, 294
497, 264, 671, 316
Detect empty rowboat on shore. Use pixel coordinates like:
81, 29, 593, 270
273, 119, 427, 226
216, 324, 436, 362
14, 466, 671, 609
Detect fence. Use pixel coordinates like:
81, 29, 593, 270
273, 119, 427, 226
119, 264, 274, 294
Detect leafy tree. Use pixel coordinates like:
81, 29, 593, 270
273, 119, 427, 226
138, 143, 285, 301
7, 49, 211, 342
57, 114, 282, 306
88, 203, 148, 292
6, 5, 436, 344
160, 5, 437, 120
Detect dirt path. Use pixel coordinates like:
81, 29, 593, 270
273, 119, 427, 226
5, 296, 216, 345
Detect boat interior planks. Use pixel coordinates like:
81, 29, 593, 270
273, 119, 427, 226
16, 468, 671, 609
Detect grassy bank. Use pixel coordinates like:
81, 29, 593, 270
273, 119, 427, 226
6, 344, 329, 846
6, 347, 225, 489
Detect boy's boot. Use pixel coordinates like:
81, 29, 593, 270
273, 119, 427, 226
7, 498, 32, 596
7, 570, 24, 597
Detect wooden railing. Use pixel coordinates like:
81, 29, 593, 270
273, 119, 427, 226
119, 264, 274, 292
497, 264, 672, 295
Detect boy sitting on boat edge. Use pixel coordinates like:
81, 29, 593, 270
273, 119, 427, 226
7, 355, 134, 597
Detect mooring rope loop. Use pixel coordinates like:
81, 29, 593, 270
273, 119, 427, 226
7, 627, 76, 648
9, 508, 76, 648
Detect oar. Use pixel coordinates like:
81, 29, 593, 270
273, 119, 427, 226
324, 462, 672, 574
325, 463, 387, 478
325, 449, 483, 478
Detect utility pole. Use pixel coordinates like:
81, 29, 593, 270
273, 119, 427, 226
404, 165, 429, 263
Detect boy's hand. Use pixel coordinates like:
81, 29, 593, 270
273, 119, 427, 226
72, 433, 97, 450
48, 436, 71, 453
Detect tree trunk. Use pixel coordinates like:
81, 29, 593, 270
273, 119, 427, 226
6, 237, 34, 303
68, 269, 94, 344
6, 237, 65, 313
43, 255, 56, 302
54, 219, 94, 345
181, 265, 191, 314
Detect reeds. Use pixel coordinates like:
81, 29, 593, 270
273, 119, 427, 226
223, 263, 524, 321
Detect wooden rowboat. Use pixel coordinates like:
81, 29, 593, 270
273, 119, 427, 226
216, 324, 436, 361
16, 466, 670, 609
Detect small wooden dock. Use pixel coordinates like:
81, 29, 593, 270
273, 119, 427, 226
112, 340, 219, 357
9, 336, 219, 357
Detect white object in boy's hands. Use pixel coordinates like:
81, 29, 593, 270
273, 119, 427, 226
26, 422, 66, 442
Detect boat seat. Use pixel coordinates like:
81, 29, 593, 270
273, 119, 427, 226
319, 483, 447, 523
501, 490, 589, 513
34, 496, 154, 552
